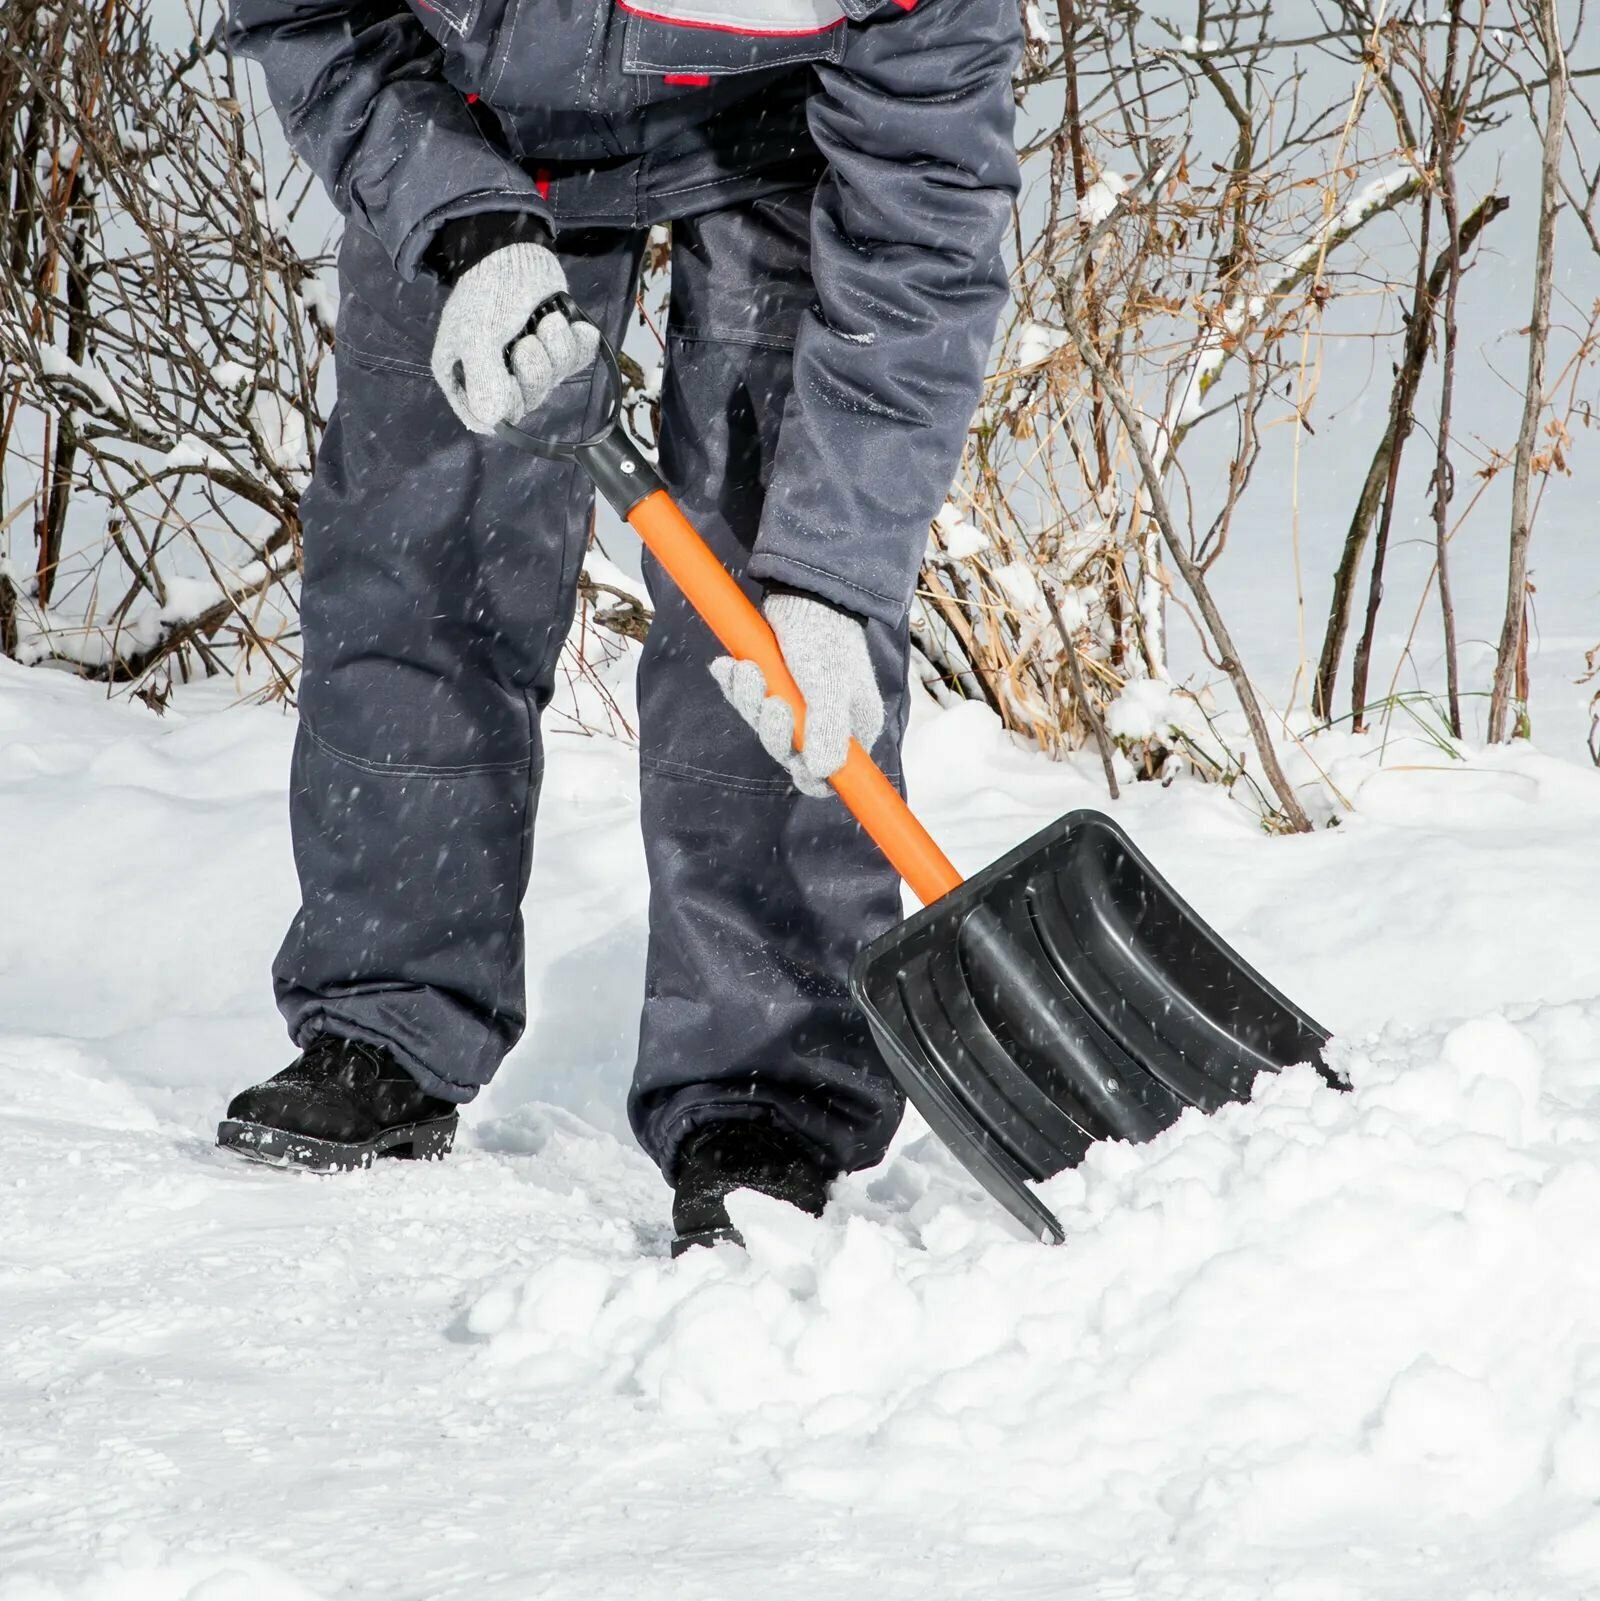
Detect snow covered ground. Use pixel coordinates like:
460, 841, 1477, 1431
5, 652, 1600, 1601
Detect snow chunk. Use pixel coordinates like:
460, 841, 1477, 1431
298, 274, 337, 334
990, 560, 1047, 620
248, 170, 291, 238
930, 502, 988, 561
1014, 320, 1068, 368
161, 434, 230, 472
1078, 171, 1130, 226
159, 576, 226, 625
1106, 676, 1178, 740
248, 391, 308, 472
1334, 167, 1416, 234
38, 347, 121, 416
1049, 583, 1090, 632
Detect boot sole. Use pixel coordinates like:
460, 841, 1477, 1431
215, 1112, 459, 1173
670, 1224, 743, 1258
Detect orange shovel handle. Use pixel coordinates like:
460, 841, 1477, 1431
627, 490, 963, 907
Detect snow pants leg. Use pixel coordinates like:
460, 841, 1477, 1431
273, 222, 644, 1099
627, 191, 910, 1178
277, 193, 909, 1178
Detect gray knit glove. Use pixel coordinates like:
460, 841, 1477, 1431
430, 242, 598, 434
709, 591, 885, 798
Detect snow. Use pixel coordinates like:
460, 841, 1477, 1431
1048, 582, 1089, 631
931, 501, 989, 560
247, 171, 293, 241
468, 1005, 1600, 1568
0, 1539, 327, 1601
38, 347, 122, 417
1013, 319, 1069, 368
1279, 168, 1419, 280
1077, 170, 1131, 226
6, 651, 1600, 1598
990, 557, 1047, 620
161, 435, 231, 472
247, 391, 309, 473
1105, 674, 1178, 739
296, 274, 337, 336
6, 6, 1600, 1593
157, 561, 273, 627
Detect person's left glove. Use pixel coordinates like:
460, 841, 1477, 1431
709, 590, 885, 798
429, 242, 598, 435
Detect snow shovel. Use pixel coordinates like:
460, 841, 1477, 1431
497, 301, 1339, 1245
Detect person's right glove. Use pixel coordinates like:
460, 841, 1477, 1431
709, 590, 885, 798
429, 242, 597, 434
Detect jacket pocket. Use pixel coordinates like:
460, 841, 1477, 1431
618, 0, 850, 76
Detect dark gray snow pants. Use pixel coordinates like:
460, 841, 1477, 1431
274, 191, 909, 1178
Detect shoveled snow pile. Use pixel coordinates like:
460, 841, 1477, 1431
465, 1002, 1600, 1593
4, 659, 1600, 1599
0, 1539, 325, 1601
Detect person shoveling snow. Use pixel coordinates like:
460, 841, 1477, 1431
216, 0, 1334, 1251
217, 0, 1027, 1252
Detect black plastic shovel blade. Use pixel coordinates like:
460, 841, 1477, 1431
850, 810, 1339, 1243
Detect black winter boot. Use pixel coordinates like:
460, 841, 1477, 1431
217, 1036, 458, 1172
671, 1122, 837, 1257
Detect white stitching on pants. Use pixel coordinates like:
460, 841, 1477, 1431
302, 721, 532, 778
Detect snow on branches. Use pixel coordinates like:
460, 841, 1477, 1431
0, 0, 333, 695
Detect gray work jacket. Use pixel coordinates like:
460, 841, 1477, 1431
228, 0, 1022, 623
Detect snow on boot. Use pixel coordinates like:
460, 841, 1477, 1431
671, 1122, 835, 1257
217, 1036, 458, 1172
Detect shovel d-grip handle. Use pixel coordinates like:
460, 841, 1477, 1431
494, 300, 962, 906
